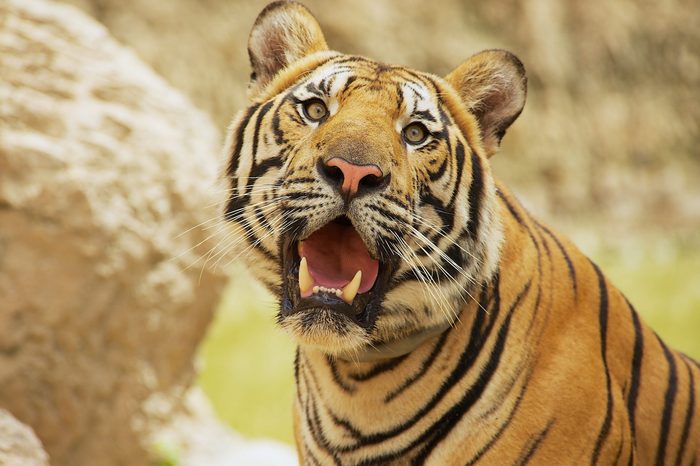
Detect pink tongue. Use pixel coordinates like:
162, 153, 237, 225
300, 221, 378, 294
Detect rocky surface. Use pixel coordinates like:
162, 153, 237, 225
0, 1, 227, 465
0, 410, 49, 466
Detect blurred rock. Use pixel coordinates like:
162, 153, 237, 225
0, 0, 227, 465
0, 410, 49, 466
153, 390, 298, 466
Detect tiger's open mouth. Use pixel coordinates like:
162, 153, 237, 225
280, 215, 394, 329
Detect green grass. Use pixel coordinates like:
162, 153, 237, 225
197, 265, 296, 444
197, 245, 700, 445
592, 245, 700, 359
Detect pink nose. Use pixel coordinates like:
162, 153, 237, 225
324, 157, 384, 198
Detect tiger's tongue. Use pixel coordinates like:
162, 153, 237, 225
299, 222, 378, 294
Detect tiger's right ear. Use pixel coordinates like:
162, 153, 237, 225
446, 50, 527, 157
247, 1, 328, 99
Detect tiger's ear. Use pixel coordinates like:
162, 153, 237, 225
247, 1, 329, 99
446, 50, 527, 156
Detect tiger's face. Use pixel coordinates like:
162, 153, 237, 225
225, 1, 526, 356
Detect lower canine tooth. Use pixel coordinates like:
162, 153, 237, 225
299, 257, 314, 295
341, 270, 362, 305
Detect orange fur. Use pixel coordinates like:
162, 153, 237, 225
224, 2, 700, 464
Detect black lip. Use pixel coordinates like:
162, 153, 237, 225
279, 219, 395, 330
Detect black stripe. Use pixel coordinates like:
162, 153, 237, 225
353, 281, 517, 465
465, 373, 530, 465
235, 214, 277, 262
590, 262, 614, 466
446, 140, 466, 207
223, 192, 248, 221
429, 153, 448, 182
248, 154, 284, 180
442, 242, 468, 280
410, 282, 531, 464
341, 75, 357, 94
612, 436, 625, 466
514, 419, 555, 466
305, 448, 323, 466
308, 394, 342, 465
675, 358, 696, 466
286, 176, 316, 185
380, 193, 409, 210
537, 222, 577, 294
496, 191, 543, 280
305, 80, 323, 96
412, 109, 437, 122
682, 352, 700, 371
271, 95, 291, 145
418, 190, 454, 237
496, 189, 527, 227
287, 108, 305, 126
395, 266, 443, 286
465, 152, 484, 239
299, 359, 343, 465
294, 348, 301, 387
384, 330, 449, 402
254, 204, 273, 232
226, 103, 261, 177
328, 409, 363, 441
655, 333, 678, 466
251, 100, 274, 158
327, 55, 371, 66
348, 354, 409, 382
411, 71, 441, 96
332, 277, 504, 452
366, 203, 407, 224
285, 190, 328, 201
326, 356, 355, 394
625, 297, 644, 452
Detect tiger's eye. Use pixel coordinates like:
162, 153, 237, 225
303, 99, 328, 122
403, 122, 428, 145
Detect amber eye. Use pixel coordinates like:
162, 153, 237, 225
302, 99, 328, 122
403, 122, 428, 145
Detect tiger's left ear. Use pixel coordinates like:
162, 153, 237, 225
247, 1, 329, 99
446, 50, 527, 156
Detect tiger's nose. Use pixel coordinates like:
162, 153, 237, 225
319, 157, 389, 200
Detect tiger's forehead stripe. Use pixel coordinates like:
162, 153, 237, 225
292, 63, 354, 101
398, 82, 440, 126
254, 50, 343, 103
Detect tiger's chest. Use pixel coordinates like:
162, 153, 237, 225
293, 336, 535, 465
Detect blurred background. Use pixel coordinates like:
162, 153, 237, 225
61, 0, 700, 446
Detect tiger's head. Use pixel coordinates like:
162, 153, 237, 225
224, 1, 526, 357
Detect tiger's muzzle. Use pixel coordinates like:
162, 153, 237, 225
279, 213, 395, 331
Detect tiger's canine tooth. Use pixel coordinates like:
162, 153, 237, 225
341, 270, 362, 305
299, 257, 314, 294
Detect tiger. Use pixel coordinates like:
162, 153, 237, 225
222, 1, 700, 464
